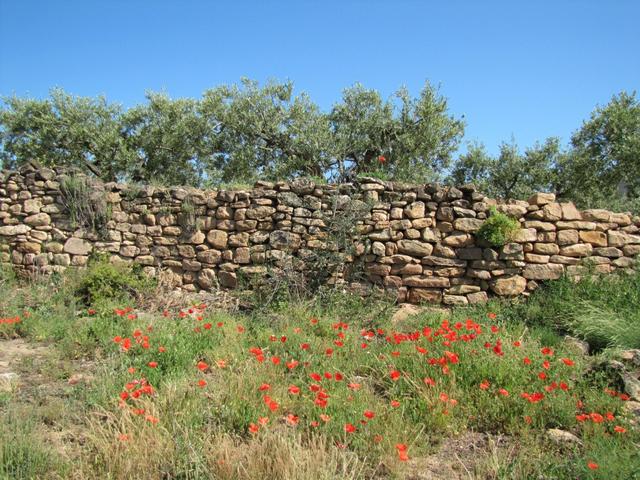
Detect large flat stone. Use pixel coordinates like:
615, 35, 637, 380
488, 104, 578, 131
523, 263, 564, 280
397, 240, 433, 257
63, 237, 92, 256
490, 275, 527, 296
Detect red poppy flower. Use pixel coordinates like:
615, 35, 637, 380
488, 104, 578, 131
288, 385, 300, 395
614, 425, 626, 433
344, 423, 356, 433
197, 361, 209, 372
320, 414, 331, 422
197, 379, 207, 388
541, 347, 554, 356
587, 462, 598, 470
390, 370, 401, 381
363, 410, 375, 419
147, 361, 158, 368
378, 155, 386, 164
259, 383, 271, 391
561, 358, 574, 366
395, 443, 409, 461
479, 380, 490, 390
286, 360, 299, 369
498, 388, 509, 397
390, 400, 400, 407
424, 377, 436, 387
286, 414, 299, 426
248, 423, 260, 434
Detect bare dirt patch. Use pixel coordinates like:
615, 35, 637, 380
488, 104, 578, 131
406, 432, 512, 480
0, 338, 50, 391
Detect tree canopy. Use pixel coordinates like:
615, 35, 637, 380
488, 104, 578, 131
1, 81, 638, 212
447, 92, 639, 211
0, 79, 464, 186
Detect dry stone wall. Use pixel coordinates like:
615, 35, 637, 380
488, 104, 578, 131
1, 163, 639, 305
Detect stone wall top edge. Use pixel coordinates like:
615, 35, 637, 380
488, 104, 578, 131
1, 164, 639, 223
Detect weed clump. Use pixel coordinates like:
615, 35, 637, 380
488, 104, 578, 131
477, 206, 521, 247
74, 255, 155, 306
59, 174, 111, 232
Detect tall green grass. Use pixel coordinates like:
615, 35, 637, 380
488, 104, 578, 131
502, 267, 640, 350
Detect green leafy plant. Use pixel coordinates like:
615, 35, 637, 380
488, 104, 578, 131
476, 206, 521, 247
73, 254, 155, 306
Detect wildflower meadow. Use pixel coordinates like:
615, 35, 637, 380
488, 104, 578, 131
1, 262, 639, 479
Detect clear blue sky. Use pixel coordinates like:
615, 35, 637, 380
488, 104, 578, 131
1, 0, 638, 155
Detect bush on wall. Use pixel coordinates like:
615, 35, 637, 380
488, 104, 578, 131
477, 207, 521, 247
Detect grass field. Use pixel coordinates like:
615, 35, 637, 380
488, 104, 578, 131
1, 262, 639, 479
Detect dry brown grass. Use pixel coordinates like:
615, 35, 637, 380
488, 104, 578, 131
76, 398, 378, 480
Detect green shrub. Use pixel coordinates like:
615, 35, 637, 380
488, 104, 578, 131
74, 256, 155, 305
477, 207, 521, 246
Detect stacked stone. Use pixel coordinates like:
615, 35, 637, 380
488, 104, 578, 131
1, 164, 639, 304
358, 181, 639, 305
